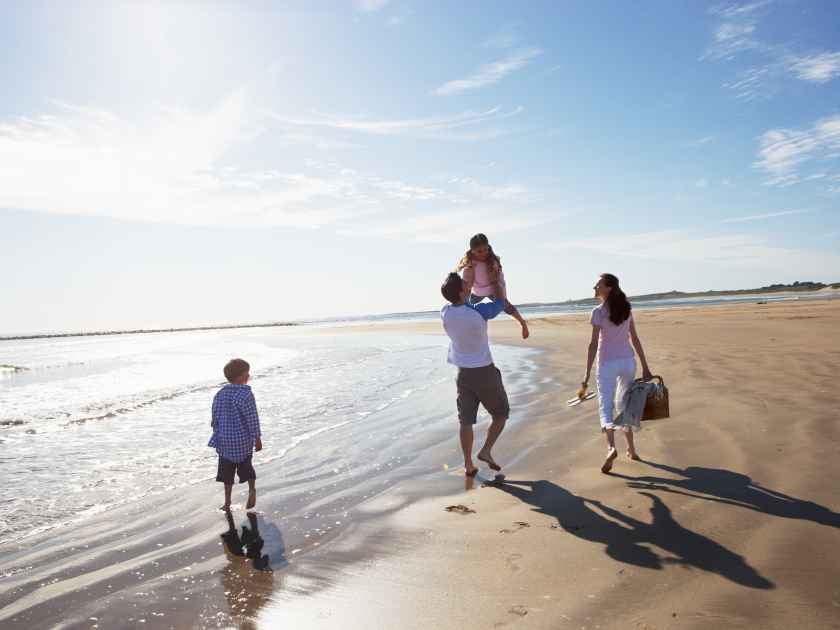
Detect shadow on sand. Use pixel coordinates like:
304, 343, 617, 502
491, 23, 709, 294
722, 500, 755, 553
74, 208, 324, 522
492, 478, 774, 589
608, 461, 840, 529
220, 512, 287, 629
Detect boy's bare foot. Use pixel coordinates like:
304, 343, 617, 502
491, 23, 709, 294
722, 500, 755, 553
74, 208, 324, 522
601, 448, 618, 474
627, 450, 641, 461
246, 489, 256, 510
220, 504, 231, 512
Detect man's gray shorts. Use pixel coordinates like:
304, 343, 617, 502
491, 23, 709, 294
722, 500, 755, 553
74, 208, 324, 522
456, 364, 510, 425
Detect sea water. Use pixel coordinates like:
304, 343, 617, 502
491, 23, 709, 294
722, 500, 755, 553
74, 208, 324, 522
0, 326, 538, 544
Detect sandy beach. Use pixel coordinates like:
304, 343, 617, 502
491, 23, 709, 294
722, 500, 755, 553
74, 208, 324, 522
2, 299, 839, 629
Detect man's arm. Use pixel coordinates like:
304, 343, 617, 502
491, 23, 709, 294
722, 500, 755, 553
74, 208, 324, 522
470, 298, 506, 321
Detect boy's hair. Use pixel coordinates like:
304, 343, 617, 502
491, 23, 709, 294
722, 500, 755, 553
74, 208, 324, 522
441, 272, 464, 303
223, 358, 250, 383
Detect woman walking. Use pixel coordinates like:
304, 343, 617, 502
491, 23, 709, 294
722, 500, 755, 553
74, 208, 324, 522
581, 274, 653, 473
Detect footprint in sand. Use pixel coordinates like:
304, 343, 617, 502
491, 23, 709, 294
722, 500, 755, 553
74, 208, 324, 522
500, 521, 530, 534
508, 605, 528, 617
445, 504, 475, 515
505, 553, 522, 572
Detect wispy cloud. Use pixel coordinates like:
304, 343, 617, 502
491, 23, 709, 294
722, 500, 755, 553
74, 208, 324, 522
784, 52, 840, 83
434, 48, 543, 96
353, 0, 389, 13
754, 114, 840, 186
703, 2, 770, 60
691, 135, 716, 146
721, 209, 808, 223
695, 178, 709, 188
0, 98, 542, 235
270, 106, 523, 139
556, 227, 840, 272
704, 2, 840, 98
338, 207, 551, 244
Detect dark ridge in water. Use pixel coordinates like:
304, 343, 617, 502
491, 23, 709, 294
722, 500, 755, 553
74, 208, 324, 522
0, 364, 29, 371
0, 321, 298, 342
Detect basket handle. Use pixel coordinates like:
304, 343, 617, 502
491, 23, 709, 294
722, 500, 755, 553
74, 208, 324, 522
636, 374, 664, 385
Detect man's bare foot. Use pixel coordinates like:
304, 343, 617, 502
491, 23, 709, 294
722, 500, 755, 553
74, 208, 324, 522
627, 450, 641, 461
477, 451, 502, 471
220, 504, 231, 512
465, 466, 478, 477
601, 448, 617, 474
520, 323, 530, 340
246, 489, 256, 510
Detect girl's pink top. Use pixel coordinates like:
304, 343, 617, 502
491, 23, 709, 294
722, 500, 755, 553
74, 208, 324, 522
590, 303, 634, 364
463, 260, 506, 297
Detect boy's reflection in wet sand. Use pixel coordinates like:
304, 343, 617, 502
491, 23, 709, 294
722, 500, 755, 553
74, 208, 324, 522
220, 511, 284, 629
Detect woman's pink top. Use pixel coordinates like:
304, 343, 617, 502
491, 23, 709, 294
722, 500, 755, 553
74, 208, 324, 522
590, 304, 634, 364
463, 260, 506, 297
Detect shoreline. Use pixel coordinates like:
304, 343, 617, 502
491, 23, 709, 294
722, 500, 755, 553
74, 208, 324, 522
3, 286, 837, 342
1, 299, 839, 628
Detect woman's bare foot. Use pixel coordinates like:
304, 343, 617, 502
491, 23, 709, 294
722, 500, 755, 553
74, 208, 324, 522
246, 489, 256, 510
220, 504, 231, 512
601, 448, 618, 474
627, 450, 641, 461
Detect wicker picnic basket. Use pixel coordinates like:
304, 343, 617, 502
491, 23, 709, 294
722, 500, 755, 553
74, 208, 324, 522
641, 375, 670, 421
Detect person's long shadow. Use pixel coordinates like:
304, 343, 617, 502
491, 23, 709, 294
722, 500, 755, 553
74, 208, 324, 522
493, 479, 774, 589
220, 512, 287, 629
609, 461, 840, 529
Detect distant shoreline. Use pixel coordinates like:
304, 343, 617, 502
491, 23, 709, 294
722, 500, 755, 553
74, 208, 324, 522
2, 281, 837, 342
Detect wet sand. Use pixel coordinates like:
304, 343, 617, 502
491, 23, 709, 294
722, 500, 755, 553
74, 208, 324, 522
2, 300, 840, 629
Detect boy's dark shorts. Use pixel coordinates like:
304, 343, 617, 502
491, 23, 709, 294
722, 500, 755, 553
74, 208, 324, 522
456, 364, 510, 425
216, 455, 256, 484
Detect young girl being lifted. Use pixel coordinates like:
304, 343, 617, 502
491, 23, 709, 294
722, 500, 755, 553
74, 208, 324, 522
457, 233, 530, 339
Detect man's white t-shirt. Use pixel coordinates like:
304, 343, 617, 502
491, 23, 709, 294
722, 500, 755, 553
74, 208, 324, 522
441, 299, 506, 368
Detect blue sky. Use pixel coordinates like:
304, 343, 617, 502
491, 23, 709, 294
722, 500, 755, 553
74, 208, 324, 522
1, 0, 838, 333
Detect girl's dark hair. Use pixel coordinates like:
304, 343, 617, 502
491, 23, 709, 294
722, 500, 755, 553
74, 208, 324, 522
456, 233, 502, 281
601, 273, 632, 325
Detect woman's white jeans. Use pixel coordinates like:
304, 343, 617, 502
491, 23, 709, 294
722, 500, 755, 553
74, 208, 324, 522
596, 357, 637, 431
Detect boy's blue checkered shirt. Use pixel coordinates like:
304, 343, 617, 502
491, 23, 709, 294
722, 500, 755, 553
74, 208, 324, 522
208, 384, 261, 463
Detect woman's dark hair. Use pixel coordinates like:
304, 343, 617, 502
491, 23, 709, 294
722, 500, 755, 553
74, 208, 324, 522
601, 273, 632, 325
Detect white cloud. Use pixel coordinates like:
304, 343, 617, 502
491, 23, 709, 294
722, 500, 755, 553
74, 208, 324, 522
754, 114, 840, 184
270, 106, 523, 139
721, 209, 808, 223
695, 178, 709, 188
434, 48, 543, 96
785, 52, 840, 83
354, 0, 389, 12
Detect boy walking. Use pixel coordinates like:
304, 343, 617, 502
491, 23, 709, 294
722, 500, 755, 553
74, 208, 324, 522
209, 358, 263, 511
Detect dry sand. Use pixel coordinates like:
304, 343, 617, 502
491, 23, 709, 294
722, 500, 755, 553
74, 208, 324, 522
2, 299, 839, 629
260, 300, 840, 630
